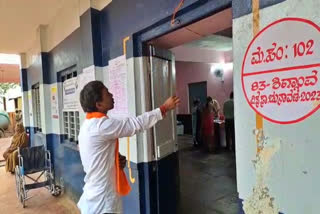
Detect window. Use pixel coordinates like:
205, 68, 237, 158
63, 111, 80, 143
32, 83, 41, 132
60, 67, 80, 143
14, 98, 18, 109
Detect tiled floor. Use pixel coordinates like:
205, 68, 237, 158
178, 135, 238, 214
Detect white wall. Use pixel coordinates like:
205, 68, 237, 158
234, 1, 320, 213
3, 85, 22, 113
171, 46, 233, 63
91, 0, 112, 11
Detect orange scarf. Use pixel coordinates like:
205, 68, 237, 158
86, 112, 131, 196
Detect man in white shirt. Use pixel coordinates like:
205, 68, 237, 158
77, 81, 180, 214
223, 92, 235, 152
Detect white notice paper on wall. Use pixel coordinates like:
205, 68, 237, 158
63, 77, 78, 111
77, 65, 96, 111
51, 86, 59, 119
108, 55, 128, 117
78, 65, 96, 91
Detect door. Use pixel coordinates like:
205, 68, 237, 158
149, 46, 177, 160
188, 81, 207, 113
148, 46, 179, 214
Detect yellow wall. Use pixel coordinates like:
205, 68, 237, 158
17, 97, 22, 110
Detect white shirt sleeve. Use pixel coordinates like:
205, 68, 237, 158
99, 108, 163, 140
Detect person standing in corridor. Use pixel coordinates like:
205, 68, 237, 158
77, 81, 180, 214
223, 92, 235, 152
201, 97, 215, 152
191, 99, 202, 147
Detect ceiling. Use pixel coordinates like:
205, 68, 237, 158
148, 8, 233, 64
185, 33, 232, 52
0, 0, 65, 54
148, 8, 232, 50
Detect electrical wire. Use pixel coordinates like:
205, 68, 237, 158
171, 0, 185, 26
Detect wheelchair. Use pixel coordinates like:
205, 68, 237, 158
14, 145, 62, 208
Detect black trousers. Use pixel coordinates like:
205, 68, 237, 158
225, 119, 235, 151
214, 123, 221, 150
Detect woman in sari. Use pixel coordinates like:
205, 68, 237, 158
3, 123, 29, 173
201, 97, 216, 152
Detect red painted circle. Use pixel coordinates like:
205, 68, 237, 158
241, 18, 320, 124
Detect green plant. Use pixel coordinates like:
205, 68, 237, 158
0, 83, 18, 95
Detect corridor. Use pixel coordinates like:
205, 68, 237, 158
178, 135, 238, 214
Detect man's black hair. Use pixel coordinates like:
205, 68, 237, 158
80, 81, 106, 112
230, 92, 234, 99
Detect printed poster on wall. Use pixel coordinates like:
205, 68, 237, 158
242, 18, 320, 124
51, 86, 59, 119
63, 77, 78, 111
108, 55, 128, 116
77, 65, 96, 111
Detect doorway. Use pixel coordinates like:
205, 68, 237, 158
148, 8, 237, 214
188, 81, 207, 114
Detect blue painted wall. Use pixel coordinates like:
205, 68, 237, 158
24, 8, 97, 202
97, 1, 231, 213
22, 0, 289, 213
42, 9, 95, 201
91, 8, 103, 67
96, 1, 287, 213
99, 0, 232, 62
45, 133, 85, 201
20, 68, 28, 92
